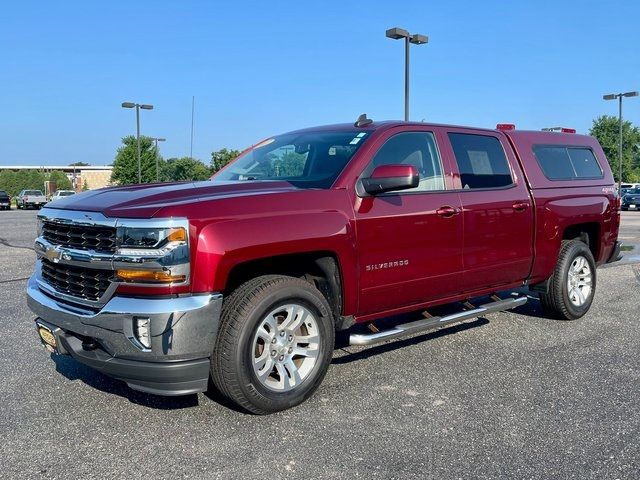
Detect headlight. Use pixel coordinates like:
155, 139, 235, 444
114, 222, 190, 285
120, 226, 186, 249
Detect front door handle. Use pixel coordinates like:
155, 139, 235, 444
512, 201, 530, 211
436, 205, 460, 218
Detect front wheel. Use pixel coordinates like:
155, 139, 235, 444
539, 240, 596, 320
211, 275, 335, 414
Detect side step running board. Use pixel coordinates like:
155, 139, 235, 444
349, 296, 527, 346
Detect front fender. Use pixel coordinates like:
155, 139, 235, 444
191, 210, 358, 314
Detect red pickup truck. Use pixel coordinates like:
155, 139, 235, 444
28, 118, 621, 414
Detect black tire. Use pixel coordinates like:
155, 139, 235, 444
539, 240, 596, 320
211, 275, 335, 414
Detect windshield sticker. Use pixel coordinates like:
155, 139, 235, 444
349, 137, 362, 145
328, 147, 336, 156
356, 132, 367, 138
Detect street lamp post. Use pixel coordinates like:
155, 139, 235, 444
603, 91, 638, 193
150, 137, 166, 182
385, 27, 428, 121
121, 102, 154, 184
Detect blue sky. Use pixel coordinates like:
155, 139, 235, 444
0, 0, 638, 166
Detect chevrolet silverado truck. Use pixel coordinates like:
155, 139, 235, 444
28, 118, 621, 414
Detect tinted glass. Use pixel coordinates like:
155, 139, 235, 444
448, 133, 512, 189
214, 130, 370, 189
567, 148, 603, 178
363, 132, 444, 192
533, 146, 603, 180
25, 190, 43, 195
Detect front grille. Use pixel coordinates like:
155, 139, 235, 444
41, 258, 113, 302
42, 221, 116, 252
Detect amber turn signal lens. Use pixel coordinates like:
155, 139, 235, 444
166, 228, 187, 243
116, 269, 186, 283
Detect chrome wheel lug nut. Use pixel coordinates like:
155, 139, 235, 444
288, 347, 293, 354
280, 331, 285, 337
278, 355, 284, 361
288, 335, 293, 342
271, 338, 277, 344
271, 350, 277, 357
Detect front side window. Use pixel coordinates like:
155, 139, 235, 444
213, 130, 370, 189
362, 131, 444, 192
533, 145, 603, 180
448, 133, 513, 189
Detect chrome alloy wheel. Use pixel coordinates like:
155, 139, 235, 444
567, 255, 592, 307
252, 304, 320, 392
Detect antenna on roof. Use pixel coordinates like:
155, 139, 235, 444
354, 113, 373, 128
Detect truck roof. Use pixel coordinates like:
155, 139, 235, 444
287, 120, 590, 142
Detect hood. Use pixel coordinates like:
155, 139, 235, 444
48, 180, 298, 218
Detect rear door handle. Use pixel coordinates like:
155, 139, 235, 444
512, 201, 530, 211
436, 206, 460, 218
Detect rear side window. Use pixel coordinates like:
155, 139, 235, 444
532, 146, 603, 180
448, 133, 513, 189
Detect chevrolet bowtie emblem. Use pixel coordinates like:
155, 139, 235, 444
44, 246, 62, 263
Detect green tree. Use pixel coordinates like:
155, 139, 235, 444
21, 170, 46, 192
0, 169, 46, 195
111, 135, 160, 184
48, 170, 73, 190
162, 157, 211, 182
211, 148, 241, 173
0, 170, 19, 196
589, 115, 640, 182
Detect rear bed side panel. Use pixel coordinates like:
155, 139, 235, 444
505, 131, 618, 281
527, 188, 617, 282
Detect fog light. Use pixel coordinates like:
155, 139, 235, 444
134, 317, 151, 349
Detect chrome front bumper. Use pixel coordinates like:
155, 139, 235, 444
27, 275, 223, 395
27, 275, 222, 361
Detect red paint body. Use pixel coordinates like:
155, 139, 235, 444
54, 121, 619, 324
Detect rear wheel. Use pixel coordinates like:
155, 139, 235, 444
211, 275, 335, 414
539, 240, 596, 320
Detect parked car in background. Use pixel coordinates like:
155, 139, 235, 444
49, 190, 76, 202
621, 187, 640, 211
17, 190, 47, 209
0, 190, 11, 210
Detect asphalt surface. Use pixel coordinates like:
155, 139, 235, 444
1, 209, 639, 479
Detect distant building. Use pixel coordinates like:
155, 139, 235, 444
0, 165, 113, 191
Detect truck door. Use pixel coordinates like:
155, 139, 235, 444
443, 129, 533, 292
353, 128, 464, 316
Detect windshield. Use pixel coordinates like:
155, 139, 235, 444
213, 130, 370, 189
25, 190, 42, 195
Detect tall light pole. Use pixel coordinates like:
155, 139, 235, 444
121, 102, 154, 184
603, 91, 638, 193
385, 27, 428, 121
150, 137, 166, 182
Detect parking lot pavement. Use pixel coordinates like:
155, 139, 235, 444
1, 209, 639, 479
